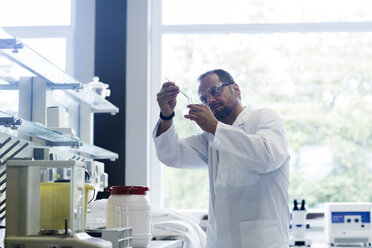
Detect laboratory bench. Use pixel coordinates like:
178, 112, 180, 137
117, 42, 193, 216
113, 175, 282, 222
313, 245, 367, 248
291, 230, 369, 248
151, 241, 364, 248
152, 240, 363, 248
149, 240, 183, 248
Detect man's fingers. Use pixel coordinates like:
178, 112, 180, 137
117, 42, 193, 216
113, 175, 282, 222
187, 104, 204, 108
161, 82, 180, 94
162, 82, 176, 88
184, 113, 197, 121
158, 84, 179, 97
157, 91, 178, 101
161, 85, 179, 94
187, 105, 210, 115
187, 104, 206, 112
157, 87, 179, 101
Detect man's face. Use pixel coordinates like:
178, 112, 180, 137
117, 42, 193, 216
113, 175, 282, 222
198, 73, 239, 121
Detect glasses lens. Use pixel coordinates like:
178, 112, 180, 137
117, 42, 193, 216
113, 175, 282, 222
199, 83, 226, 104
209, 86, 220, 97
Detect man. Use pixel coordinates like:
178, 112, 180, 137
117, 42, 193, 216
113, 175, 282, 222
153, 69, 290, 248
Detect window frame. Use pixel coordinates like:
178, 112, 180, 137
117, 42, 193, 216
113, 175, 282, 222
125, 0, 372, 209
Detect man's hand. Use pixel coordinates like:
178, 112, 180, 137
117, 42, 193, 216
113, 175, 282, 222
157, 81, 179, 116
156, 81, 179, 137
184, 104, 218, 134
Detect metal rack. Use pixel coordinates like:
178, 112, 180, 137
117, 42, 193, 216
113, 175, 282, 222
0, 110, 80, 147
0, 27, 119, 115
0, 27, 119, 158
0, 27, 120, 226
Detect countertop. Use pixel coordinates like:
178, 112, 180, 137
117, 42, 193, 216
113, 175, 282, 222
148, 237, 364, 248
149, 240, 183, 248
149, 240, 364, 248
311, 243, 366, 248
149, 240, 363, 248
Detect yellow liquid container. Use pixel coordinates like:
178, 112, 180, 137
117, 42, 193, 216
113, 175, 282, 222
40, 182, 94, 230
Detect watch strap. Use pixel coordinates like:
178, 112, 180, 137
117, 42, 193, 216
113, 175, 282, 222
160, 111, 175, 120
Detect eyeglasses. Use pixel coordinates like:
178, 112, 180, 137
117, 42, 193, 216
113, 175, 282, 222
199, 82, 234, 104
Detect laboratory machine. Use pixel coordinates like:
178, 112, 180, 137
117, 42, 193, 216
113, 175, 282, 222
325, 202, 372, 246
5, 160, 112, 248
290, 199, 312, 247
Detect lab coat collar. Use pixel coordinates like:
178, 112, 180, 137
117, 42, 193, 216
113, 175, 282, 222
232, 105, 253, 127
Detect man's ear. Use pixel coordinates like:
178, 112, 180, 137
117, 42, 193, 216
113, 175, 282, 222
232, 84, 241, 98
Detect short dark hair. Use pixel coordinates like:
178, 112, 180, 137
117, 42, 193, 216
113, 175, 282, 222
198, 69, 235, 84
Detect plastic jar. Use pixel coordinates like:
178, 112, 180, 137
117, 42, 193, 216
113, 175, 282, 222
106, 186, 151, 248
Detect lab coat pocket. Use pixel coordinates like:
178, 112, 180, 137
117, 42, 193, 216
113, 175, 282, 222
240, 219, 281, 248
216, 152, 259, 187
227, 162, 259, 187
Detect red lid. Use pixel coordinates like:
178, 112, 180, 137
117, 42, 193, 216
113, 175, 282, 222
106, 186, 150, 195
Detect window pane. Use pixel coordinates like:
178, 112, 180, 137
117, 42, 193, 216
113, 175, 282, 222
0, 38, 66, 116
162, 0, 372, 24
0, 0, 71, 26
0, 38, 66, 85
0, 90, 18, 115
23, 38, 67, 71
162, 32, 372, 208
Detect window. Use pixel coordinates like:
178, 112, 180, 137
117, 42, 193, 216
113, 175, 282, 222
23, 38, 67, 71
0, 1, 72, 116
0, 0, 71, 69
153, 0, 372, 209
0, 0, 94, 114
0, 0, 71, 26
162, 0, 372, 24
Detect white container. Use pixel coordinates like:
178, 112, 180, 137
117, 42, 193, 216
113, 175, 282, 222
106, 186, 151, 248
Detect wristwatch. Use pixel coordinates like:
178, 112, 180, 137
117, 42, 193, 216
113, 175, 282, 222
159, 111, 175, 120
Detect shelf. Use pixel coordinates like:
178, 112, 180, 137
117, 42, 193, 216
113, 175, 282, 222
66, 87, 119, 114
72, 142, 118, 160
0, 111, 118, 160
0, 111, 80, 147
0, 28, 81, 90
0, 28, 119, 160
0, 28, 119, 114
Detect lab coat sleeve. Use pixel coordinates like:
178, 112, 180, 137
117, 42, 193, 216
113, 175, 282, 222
211, 108, 289, 173
153, 120, 209, 169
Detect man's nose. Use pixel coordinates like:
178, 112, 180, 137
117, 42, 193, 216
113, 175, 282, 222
207, 95, 216, 105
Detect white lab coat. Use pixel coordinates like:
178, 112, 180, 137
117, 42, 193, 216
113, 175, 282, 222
153, 105, 290, 248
